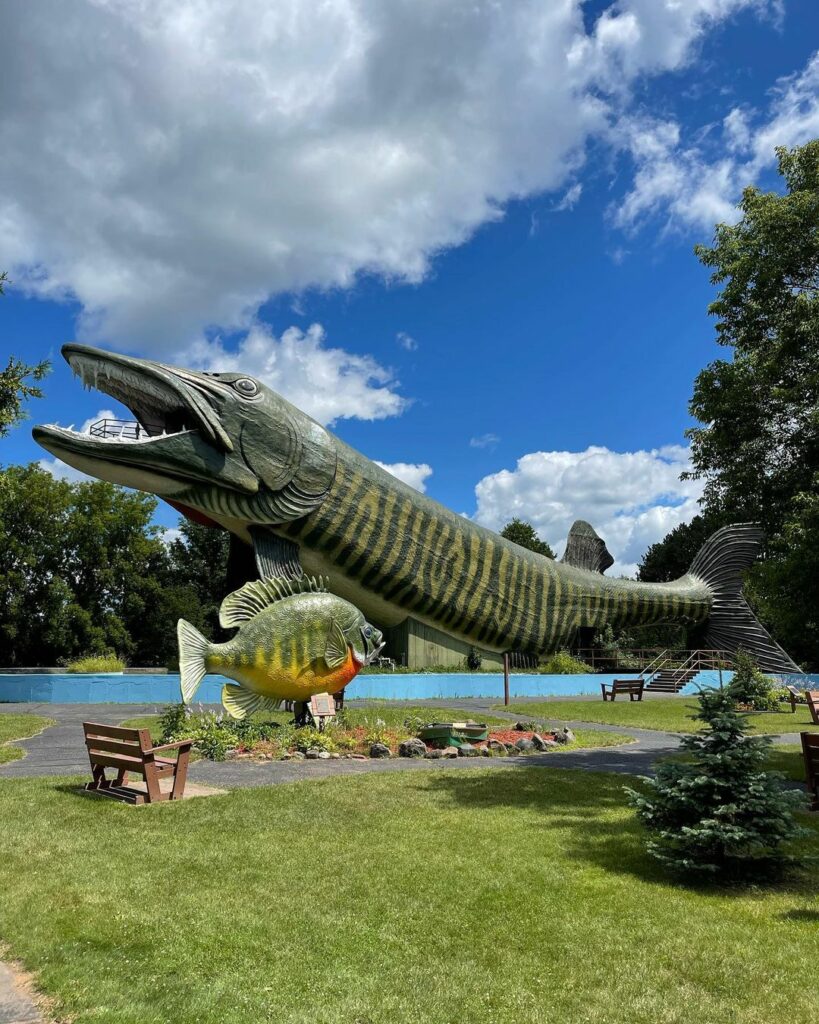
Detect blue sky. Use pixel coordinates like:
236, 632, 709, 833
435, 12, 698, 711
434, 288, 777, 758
2, 0, 819, 574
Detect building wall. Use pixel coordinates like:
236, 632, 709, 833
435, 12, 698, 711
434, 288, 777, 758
383, 616, 505, 670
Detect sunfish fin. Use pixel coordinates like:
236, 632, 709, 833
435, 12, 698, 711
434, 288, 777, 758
177, 619, 210, 703
690, 523, 800, 672
560, 520, 614, 575
221, 684, 282, 720
249, 527, 304, 580
219, 575, 328, 628
324, 619, 349, 669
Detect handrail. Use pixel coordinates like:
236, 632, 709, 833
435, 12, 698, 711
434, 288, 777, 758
88, 417, 163, 441
663, 648, 735, 687
638, 649, 669, 682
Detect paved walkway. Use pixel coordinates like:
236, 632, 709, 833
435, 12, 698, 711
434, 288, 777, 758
0, 961, 42, 1024
0, 699, 806, 787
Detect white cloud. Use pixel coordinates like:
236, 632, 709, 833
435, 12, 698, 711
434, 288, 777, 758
396, 332, 417, 352
470, 433, 500, 450
0, 0, 777, 352
615, 50, 819, 232
184, 322, 406, 426
38, 458, 92, 484
374, 461, 433, 493
473, 444, 704, 577
160, 526, 183, 547
553, 183, 583, 211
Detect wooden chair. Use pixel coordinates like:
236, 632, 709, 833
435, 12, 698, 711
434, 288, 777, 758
83, 723, 193, 805
601, 679, 645, 702
801, 732, 819, 812
805, 690, 819, 725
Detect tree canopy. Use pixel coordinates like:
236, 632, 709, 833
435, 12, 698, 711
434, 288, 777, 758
0, 464, 231, 667
500, 517, 555, 558
646, 141, 819, 667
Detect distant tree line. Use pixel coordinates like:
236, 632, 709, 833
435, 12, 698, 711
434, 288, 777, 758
0, 463, 229, 667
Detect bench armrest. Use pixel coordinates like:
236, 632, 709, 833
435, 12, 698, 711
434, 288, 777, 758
149, 739, 194, 754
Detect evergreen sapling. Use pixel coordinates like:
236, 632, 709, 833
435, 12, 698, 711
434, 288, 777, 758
626, 687, 806, 878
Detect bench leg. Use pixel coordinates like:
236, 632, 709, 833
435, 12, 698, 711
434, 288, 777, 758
170, 750, 190, 801
144, 763, 165, 804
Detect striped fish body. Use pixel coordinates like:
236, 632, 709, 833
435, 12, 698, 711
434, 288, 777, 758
281, 443, 714, 656
208, 593, 366, 701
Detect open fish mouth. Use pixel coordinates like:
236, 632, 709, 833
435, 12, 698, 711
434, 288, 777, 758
32, 344, 259, 495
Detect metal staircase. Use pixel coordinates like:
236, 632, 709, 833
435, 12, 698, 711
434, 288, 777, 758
641, 649, 734, 693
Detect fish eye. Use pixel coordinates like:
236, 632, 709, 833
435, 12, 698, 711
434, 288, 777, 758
234, 378, 258, 397
363, 625, 373, 639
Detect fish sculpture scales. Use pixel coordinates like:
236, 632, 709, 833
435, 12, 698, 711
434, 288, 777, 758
34, 344, 800, 672
177, 576, 384, 716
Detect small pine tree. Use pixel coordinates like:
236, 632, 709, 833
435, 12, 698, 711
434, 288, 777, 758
626, 687, 805, 878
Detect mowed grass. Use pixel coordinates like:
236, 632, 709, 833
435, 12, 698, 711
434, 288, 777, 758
0, 714, 55, 764
501, 697, 819, 734
0, 769, 817, 1024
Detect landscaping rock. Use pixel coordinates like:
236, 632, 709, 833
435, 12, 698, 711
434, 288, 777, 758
532, 733, 559, 751
329, 752, 341, 759
399, 737, 427, 758
424, 749, 445, 759
305, 749, 321, 759
552, 728, 575, 744
458, 743, 480, 757
480, 746, 492, 756
350, 753, 368, 760
291, 751, 306, 760
442, 745, 459, 758
370, 742, 391, 759
317, 751, 332, 759
514, 737, 536, 752
279, 752, 292, 760
487, 739, 508, 756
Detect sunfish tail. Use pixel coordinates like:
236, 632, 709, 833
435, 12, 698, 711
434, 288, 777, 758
177, 619, 211, 703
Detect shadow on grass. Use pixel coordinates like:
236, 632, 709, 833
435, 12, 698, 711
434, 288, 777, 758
420, 766, 819, 896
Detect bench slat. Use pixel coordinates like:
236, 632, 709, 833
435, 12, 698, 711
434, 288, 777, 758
85, 737, 143, 756
83, 723, 146, 742
88, 752, 148, 773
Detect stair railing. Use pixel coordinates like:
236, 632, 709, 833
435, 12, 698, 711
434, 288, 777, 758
638, 649, 669, 684
661, 649, 735, 690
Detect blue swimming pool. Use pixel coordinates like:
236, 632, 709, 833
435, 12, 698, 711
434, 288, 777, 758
2, 669, 815, 704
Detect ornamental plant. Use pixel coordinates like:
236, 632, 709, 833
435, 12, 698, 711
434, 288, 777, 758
626, 687, 805, 878
726, 650, 780, 711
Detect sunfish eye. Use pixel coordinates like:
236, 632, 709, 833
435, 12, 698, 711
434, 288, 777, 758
362, 625, 373, 639
234, 377, 258, 397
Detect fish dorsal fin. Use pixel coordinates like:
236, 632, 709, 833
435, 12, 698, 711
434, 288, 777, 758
560, 520, 614, 575
249, 527, 303, 580
222, 684, 282, 720
324, 619, 349, 669
219, 575, 328, 628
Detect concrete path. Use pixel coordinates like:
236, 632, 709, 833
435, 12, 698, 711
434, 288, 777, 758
0, 962, 43, 1024
1, 698, 805, 788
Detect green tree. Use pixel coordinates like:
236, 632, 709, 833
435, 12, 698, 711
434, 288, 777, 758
500, 517, 555, 558
0, 465, 182, 665
627, 687, 805, 878
0, 272, 50, 437
168, 519, 232, 639
637, 514, 722, 583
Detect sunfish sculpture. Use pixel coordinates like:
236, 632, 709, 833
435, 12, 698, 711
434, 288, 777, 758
177, 575, 384, 716
34, 344, 799, 672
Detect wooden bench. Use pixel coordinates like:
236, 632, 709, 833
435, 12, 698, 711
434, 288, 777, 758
806, 690, 819, 725
601, 678, 644, 702
786, 685, 803, 713
801, 732, 819, 811
83, 723, 193, 804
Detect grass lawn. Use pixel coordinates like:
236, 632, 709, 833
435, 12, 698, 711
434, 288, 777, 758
0, 714, 55, 764
501, 697, 819, 735
0, 768, 816, 1024
765, 744, 809, 782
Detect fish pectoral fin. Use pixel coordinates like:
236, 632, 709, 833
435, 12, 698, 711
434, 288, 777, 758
250, 527, 304, 581
221, 684, 281, 720
324, 619, 349, 669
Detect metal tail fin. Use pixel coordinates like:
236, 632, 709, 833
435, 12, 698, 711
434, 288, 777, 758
690, 524, 800, 672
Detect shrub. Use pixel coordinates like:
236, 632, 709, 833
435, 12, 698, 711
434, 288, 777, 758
288, 726, 337, 753
466, 647, 482, 671
626, 687, 805, 878
726, 651, 780, 711
65, 653, 126, 673
539, 650, 591, 675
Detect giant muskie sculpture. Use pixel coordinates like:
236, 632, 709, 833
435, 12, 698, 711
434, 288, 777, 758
34, 344, 799, 672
